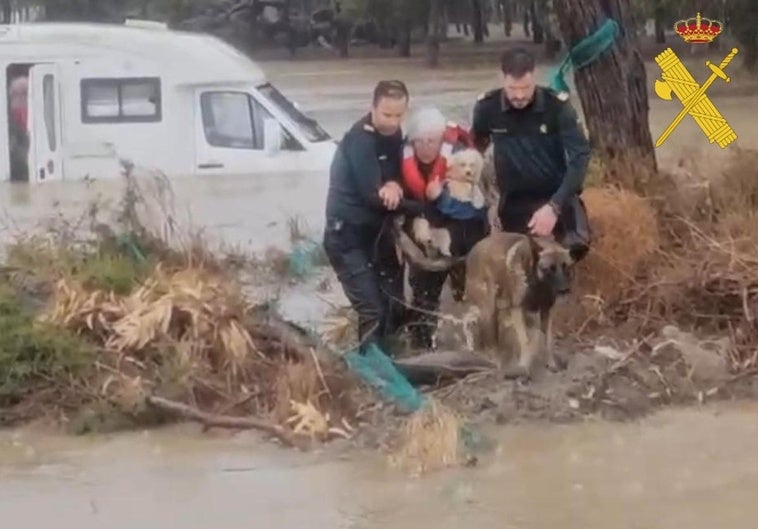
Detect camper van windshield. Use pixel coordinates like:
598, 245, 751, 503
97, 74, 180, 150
257, 83, 331, 143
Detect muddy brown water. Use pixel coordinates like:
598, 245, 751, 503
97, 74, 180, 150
2, 53, 758, 526
2, 403, 758, 528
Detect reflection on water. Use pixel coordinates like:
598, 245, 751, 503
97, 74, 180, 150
2, 404, 758, 528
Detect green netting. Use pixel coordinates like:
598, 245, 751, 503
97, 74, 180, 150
343, 343, 425, 413
287, 238, 323, 279
548, 18, 620, 93
343, 343, 490, 454
116, 233, 147, 263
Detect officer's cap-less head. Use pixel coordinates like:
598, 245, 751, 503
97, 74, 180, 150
499, 47, 537, 109
370, 80, 409, 136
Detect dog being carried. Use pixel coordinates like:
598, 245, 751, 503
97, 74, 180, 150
410, 147, 489, 258
464, 231, 575, 379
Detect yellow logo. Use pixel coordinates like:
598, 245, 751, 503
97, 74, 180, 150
653, 47, 738, 148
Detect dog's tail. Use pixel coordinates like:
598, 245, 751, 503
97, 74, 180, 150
391, 216, 464, 272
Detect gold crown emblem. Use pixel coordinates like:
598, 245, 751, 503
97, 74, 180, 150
674, 12, 722, 44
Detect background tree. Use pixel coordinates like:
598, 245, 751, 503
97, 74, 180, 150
427, 0, 442, 66
552, 0, 657, 187
471, 0, 485, 43
727, 0, 758, 70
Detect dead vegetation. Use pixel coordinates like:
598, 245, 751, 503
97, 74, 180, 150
0, 168, 361, 446
566, 147, 758, 372
388, 398, 464, 476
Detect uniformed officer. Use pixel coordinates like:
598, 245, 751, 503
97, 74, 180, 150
323, 80, 421, 354
471, 47, 591, 259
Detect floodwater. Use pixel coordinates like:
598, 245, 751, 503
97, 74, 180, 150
3, 46, 758, 527
2, 403, 758, 528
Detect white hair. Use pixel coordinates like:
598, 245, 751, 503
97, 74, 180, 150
406, 106, 447, 140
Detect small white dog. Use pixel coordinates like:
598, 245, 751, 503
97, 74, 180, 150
412, 148, 486, 257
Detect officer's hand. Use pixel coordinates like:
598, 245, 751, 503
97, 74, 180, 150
426, 180, 443, 201
379, 181, 402, 210
528, 204, 558, 237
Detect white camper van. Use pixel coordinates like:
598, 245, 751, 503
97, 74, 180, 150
0, 20, 338, 252
1, 19, 336, 182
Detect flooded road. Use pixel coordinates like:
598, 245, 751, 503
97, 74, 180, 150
2, 53, 758, 527
3, 403, 758, 528
2, 53, 755, 256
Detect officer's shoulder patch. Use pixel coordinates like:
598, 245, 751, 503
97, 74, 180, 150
363, 123, 374, 132
556, 91, 569, 102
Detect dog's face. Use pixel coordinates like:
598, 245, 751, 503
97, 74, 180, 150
448, 148, 484, 185
533, 239, 575, 295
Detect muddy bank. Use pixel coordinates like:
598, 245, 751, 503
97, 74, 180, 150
353, 338, 757, 449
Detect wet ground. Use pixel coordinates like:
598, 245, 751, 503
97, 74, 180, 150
3, 30, 758, 527
3, 403, 758, 528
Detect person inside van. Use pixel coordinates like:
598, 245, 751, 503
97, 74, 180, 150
323, 80, 423, 356
8, 75, 30, 182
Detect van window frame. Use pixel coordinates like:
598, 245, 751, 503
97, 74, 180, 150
80, 77, 162, 124
199, 89, 304, 152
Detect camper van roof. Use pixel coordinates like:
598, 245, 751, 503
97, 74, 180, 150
0, 22, 266, 85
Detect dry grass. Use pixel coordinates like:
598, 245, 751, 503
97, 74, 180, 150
388, 398, 464, 476
576, 186, 660, 302
566, 148, 758, 371
0, 164, 364, 441
35, 260, 360, 440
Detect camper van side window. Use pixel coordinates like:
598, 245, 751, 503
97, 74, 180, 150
81, 78, 161, 123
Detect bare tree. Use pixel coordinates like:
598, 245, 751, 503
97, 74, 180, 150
427, 0, 442, 66
471, 0, 485, 43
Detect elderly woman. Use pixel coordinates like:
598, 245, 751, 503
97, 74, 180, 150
400, 107, 489, 350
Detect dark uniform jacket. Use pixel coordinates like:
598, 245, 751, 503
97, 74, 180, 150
471, 86, 590, 210
325, 114, 405, 228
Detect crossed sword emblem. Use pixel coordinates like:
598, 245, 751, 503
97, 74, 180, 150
654, 47, 738, 148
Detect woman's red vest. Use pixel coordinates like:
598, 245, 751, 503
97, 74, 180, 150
401, 122, 474, 201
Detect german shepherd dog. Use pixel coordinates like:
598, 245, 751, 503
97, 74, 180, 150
463, 231, 575, 379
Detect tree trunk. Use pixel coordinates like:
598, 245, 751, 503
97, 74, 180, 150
1, 0, 11, 23
441, 3, 449, 40
502, 0, 513, 36
553, 0, 657, 188
653, 4, 665, 43
427, 0, 442, 67
523, 3, 530, 37
334, 5, 350, 58
743, 36, 758, 71
530, 1, 543, 43
399, 17, 412, 57
471, 0, 484, 43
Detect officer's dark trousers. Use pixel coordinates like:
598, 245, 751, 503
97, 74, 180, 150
499, 194, 590, 261
323, 220, 405, 354
406, 216, 489, 349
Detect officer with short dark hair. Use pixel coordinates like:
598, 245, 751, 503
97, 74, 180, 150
323, 80, 420, 354
471, 47, 591, 259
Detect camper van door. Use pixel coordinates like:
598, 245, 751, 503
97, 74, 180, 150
27, 64, 63, 182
